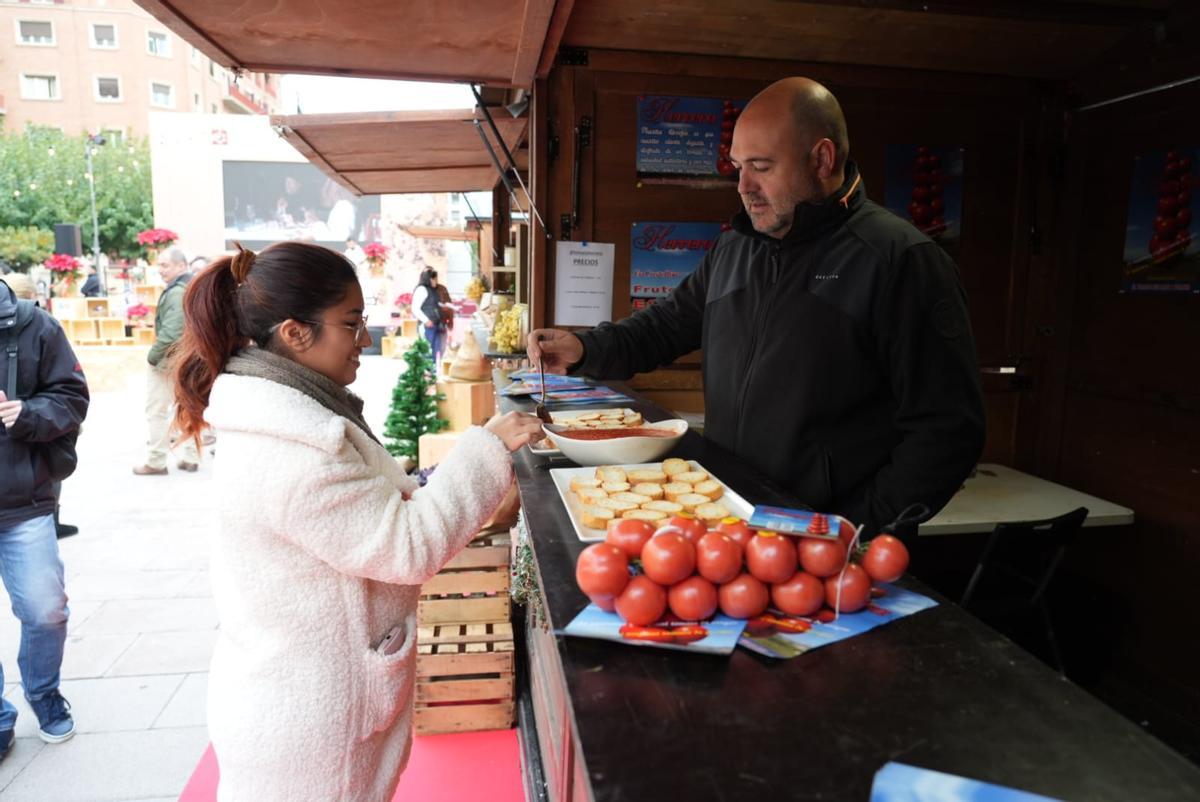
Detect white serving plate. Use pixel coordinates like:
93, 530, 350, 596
549, 460, 754, 542
527, 408, 639, 456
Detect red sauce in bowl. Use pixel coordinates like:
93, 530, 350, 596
556, 427, 676, 440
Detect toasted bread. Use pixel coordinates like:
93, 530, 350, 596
576, 487, 609, 504
675, 493, 712, 512
595, 466, 628, 483
574, 412, 600, 422
695, 502, 731, 525
621, 413, 644, 426
643, 500, 684, 515
627, 469, 667, 484
611, 491, 652, 506
621, 508, 668, 522
663, 482, 694, 502
580, 505, 616, 529
662, 458, 691, 477
594, 497, 639, 513
570, 476, 602, 492
601, 481, 631, 494
674, 470, 709, 484
631, 482, 665, 500
692, 479, 724, 501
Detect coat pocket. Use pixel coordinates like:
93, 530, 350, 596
358, 621, 417, 740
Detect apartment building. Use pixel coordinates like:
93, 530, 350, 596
0, 0, 279, 140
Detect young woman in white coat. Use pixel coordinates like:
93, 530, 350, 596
172, 242, 542, 801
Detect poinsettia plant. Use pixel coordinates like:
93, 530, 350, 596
44, 253, 81, 276
136, 228, 179, 249
126, 302, 151, 321
363, 241, 389, 269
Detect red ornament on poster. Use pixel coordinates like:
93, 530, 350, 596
1149, 149, 1194, 263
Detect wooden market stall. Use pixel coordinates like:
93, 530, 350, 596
132, 0, 1200, 798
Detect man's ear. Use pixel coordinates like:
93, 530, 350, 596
812, 138, 837, 180
275, 319, 314, 352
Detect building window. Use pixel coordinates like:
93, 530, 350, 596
147, 31, 170, 57
16, 20, 55, 46
19, 73, 60, 101
193, 91, 201, 109
95, 76, 122, 102
103, 128, 126, 145
90, 22, 117, 49
150, 81, 175, 108
210, 103, 217, 114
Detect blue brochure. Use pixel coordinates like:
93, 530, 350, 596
870, 762, 1064, 801
563, 604, 747, 655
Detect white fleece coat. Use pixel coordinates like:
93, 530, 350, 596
203, 374, 514, 802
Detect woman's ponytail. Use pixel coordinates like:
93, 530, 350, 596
173, 251, 246, 443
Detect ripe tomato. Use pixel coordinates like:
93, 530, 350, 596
641, 531, 696, 586
837, 517, 860, 550
575, 543, 629, 598
718, 573, 770, 619
862, 535, 910, 584
615, 575, 667, 626
668, 576, 718, 621
695, 532, 743, 584
824, 563, 871, 613
798, 537, 847, 578
716, 517, 753, 548
606, 518, 655, 560
771, 571, 825, 617
588, 593, 616, 612
745, 532, 798, 584
660, 514, 707, 544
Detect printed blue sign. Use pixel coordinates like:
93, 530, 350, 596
636, 95, 745, 184
630, 222, 726, 310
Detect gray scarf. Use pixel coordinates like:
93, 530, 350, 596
225, 347, 380, 445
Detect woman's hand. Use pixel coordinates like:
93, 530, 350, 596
424, 320, 434, 329
484, 411, 545, 452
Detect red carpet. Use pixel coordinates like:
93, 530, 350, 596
178, 730, 525, 802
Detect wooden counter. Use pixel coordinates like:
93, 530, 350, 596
500, 380, 1200, 802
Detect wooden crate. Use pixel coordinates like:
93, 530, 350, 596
436, 378, 495, 432
134, 327, 156, 346
64, 318, 98, 343
414, 621, 515, 735
97, 318, 125, 341
85, 298, 111, 318
417, 563, 510, 624
380, 334, 417, 359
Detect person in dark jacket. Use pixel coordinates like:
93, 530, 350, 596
133, 247, 199, 475
0, 278, 89, 757
79, 263, 103, 298
530, 77, 985, 537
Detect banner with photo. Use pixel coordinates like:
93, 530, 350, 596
884, 145, 965, 253
1121, 148, 1199, 294
636, 95, 745, 187
630, 222, 726, 311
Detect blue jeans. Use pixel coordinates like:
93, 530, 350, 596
424, 324, 445, 365
0, 513, 69, 732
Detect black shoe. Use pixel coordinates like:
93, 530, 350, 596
56, 523, 79, 539
0, 728, 12, 762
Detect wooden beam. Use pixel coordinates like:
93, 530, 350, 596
782, 0, 1170, 27
397, 226, 479, 242
512, 0, 559, 88
536, 0, 577, 79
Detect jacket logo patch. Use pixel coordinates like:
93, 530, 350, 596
813, 274, 839, 280
932, 298, 963, 339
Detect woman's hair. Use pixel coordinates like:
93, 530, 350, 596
173, 241, 357, 442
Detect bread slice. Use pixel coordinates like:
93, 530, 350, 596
692, 479, 724, 501
611, 491, 652, 506
663, 482, 695, 502
594, 497, 639, 513
643, 499, 684, 515
674, 470, 709, 484
621, 413, 644, 426
632, 482, 665, 500
601, 481, 631, 494
580, 504, 616, 529
621, 508, 668, 522
662, 458, 691, 477
675, 493, 712, 513
626, 469, 667, 484
576, 487, 609, 504
574, 412, 600, 422
599, 410, 625, 420
595, 466, 628, 483
695, 502, 731, 526
570, 476, 602, 493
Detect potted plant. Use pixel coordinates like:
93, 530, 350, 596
44, 253, 82, 295
136, 228, 179, 263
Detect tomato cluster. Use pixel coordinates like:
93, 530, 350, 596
575, 515, 911, 626
715, 101, 742, 177
907, 146, 947, 239
1149, 149, 1193, 263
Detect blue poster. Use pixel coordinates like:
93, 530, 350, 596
636, 95, 745, 185
884, 144, 965, 246
630, 222, 725, 310
1121, 148, 1199, 294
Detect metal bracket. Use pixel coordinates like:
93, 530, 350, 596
558, 47, 589, 67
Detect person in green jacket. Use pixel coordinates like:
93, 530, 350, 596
133, 247, 200, 475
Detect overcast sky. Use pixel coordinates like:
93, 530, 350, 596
279, 75, 476, 114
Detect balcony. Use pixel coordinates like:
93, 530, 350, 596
221, 78, 266, 115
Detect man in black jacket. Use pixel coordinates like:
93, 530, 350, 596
0, 278, 89, 757
530, 77, 985, 537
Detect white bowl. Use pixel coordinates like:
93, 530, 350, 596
541, 419, 688, 467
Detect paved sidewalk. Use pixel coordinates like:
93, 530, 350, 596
0, 355, 402, 801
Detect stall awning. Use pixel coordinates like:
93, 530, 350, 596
270, 109, 528, 195
134, 0, 566, 88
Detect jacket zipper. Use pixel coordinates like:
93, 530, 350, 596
734, 242, 782, 449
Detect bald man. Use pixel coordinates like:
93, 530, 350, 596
530, 78, 985, 537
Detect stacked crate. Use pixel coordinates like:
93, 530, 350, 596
415, 526, 515, 734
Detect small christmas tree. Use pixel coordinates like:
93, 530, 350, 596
383, 337, 447, 464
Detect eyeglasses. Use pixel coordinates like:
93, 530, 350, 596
302, 317, 369, 339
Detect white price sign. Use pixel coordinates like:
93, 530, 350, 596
554, 241, 614, 327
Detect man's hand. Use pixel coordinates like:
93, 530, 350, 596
0, 390, 22, 430
527, 329, 584, 375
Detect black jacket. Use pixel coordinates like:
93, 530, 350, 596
0, 284, 90, 527
574, 163, 985, 536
